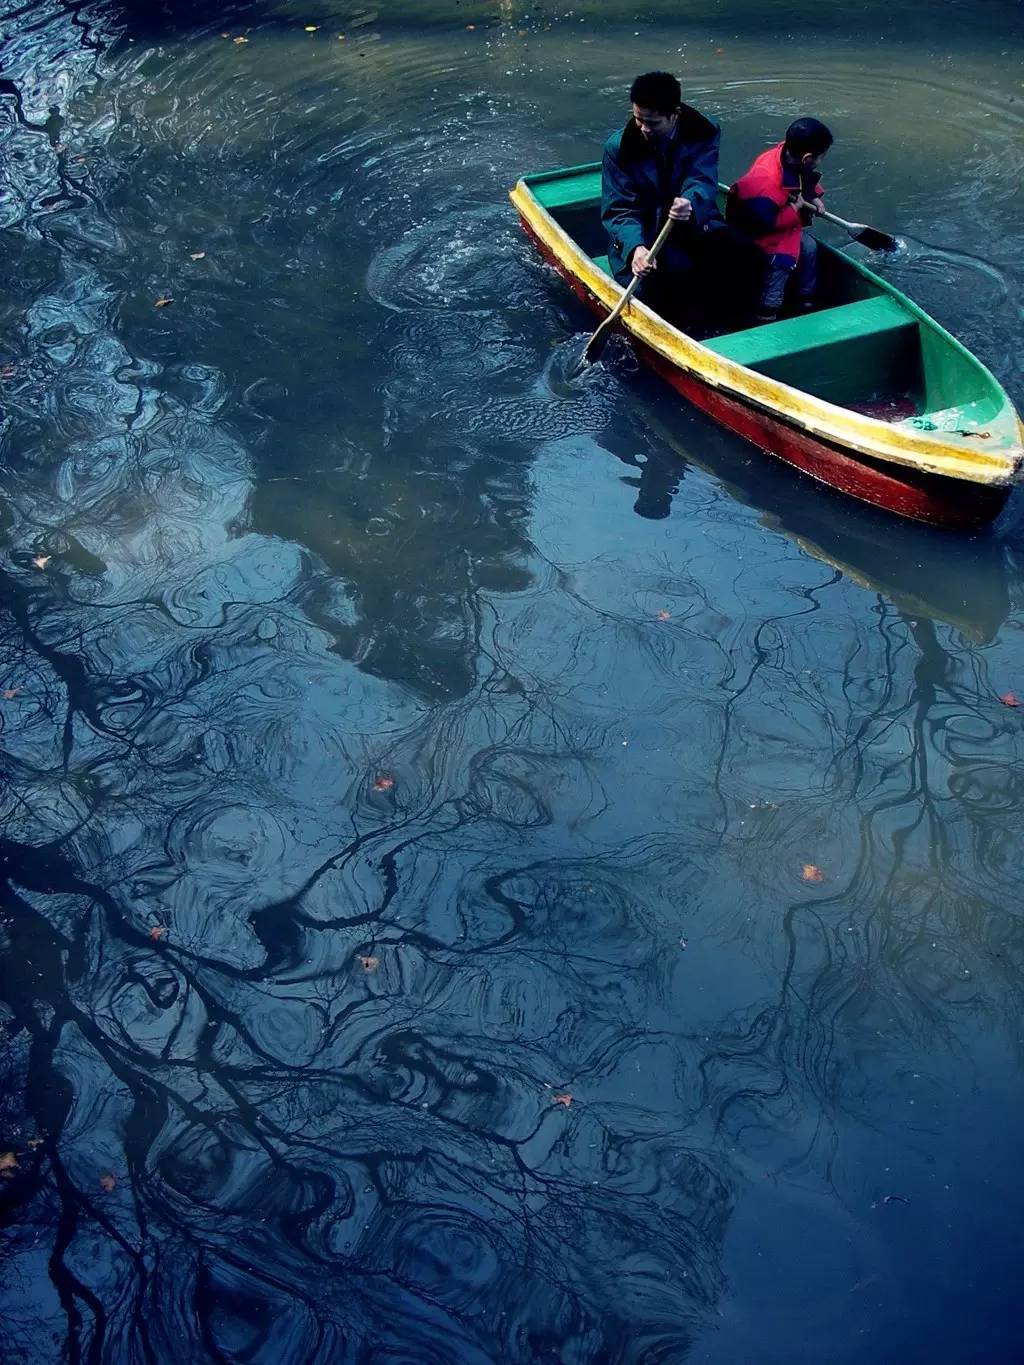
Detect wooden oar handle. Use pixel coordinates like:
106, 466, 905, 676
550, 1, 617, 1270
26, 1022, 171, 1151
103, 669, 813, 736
817, 206, 865, 234
603, 213, 678, 328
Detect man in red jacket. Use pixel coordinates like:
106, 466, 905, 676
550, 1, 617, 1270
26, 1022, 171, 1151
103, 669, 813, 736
726, 118, 833, 323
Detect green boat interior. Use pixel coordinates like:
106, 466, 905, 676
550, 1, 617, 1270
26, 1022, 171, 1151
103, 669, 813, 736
525, 164, 1003, 429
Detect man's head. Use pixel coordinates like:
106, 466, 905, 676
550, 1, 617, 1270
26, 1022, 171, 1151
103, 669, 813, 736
783, 117, 834, 170
629, 71, 681, 140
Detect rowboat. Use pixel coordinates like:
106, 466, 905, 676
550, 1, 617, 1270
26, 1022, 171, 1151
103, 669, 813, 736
510, 163, 1023, 528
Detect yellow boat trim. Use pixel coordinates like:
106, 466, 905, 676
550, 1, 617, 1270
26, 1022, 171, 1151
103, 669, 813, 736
511, 181, 1022, 487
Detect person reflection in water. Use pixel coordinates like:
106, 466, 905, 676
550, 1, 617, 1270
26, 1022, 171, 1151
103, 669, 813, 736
616, 448, 689, 520
601, 71, 728, 328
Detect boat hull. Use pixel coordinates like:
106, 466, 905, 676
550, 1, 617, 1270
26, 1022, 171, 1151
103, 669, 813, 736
520, 218, 1011, 530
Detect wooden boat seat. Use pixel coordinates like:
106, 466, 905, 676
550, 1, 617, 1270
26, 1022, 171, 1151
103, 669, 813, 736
705, 296, 915, 367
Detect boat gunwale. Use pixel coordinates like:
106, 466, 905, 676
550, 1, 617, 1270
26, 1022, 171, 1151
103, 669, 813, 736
511, 170, 1022, 488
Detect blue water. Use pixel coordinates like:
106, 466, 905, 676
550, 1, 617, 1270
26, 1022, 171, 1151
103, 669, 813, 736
1, 2, 1023, 1361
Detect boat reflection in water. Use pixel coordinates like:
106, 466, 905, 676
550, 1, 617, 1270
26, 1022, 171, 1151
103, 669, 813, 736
614, 399, 1014, 645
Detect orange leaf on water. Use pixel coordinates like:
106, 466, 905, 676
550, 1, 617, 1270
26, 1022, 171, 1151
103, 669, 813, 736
656, 610, 671, 621
99, 1172, 117, 1192
552, 1092, 573, 1108
999, 692, 1019, 707
154, 296, 174, 308
3, 689, 21, 700
189, 251, 206, 260
149, 925, 167, 941
373, 775, 394, 792
32, 555, 51, 569
359, 955, 379, 972
802, 864, 825, 883
233, 35, 249, 44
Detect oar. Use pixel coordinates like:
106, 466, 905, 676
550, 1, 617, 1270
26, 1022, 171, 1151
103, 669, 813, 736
579, 213, 677, 368
816, 206, 897, 253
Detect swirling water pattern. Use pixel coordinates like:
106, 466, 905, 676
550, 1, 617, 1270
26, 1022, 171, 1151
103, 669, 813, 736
0, 3, 1023, 1362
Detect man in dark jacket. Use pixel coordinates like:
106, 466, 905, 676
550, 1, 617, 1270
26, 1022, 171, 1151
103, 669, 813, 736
601, 71, 726, 322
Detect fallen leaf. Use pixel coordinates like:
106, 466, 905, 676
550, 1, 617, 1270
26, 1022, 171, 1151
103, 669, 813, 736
552, 1092, 573, 1108
154, 296, 174, 308
466, 23, 476, 30
656, 610, 671, 621
233, 35, 249, 44
0, 364, 17, 378
149, 925, 167, 941
0, 1152, 18, 1176
359, 954, 379, 972
802, 864, 825, 883
99, 1172, 117, 1192
305, 24, 319, 32
999, 692, 1019, 707
3, 688, 21, 700
714, 47, 725, 54
373, 775, 395, 792
32, 555, 51, 569
189, 251, 206, 260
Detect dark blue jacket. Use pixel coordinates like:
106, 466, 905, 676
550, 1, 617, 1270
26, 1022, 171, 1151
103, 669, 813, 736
601, 106, 725, 282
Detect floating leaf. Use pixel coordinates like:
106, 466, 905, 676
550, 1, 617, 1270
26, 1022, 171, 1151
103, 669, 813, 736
0, 1152, 18, 1176
999, 691, 1019, 707
189, 251, 206, 260
32, 555, 51, 569
359, 954, 379, 972
465, 23, 476, 30
233, 35, 249, 44
154, 296, 174, 308
99, 1172, 117, 1192
2, 688, 21, 700
305, 24, 319, 32
149, 925, 167, 941
373, 775, 394, 792
656, 610, 671, 621
802, 864, 825, 883
0, 364, 18, 379
552, 1092, 573, 1108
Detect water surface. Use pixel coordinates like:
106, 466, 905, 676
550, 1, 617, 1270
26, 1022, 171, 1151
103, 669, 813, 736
1, 2, 1023, 1362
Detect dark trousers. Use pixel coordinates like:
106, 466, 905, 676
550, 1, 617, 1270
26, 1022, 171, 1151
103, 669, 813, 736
628, 227, 764, 335
758, 232, 819, 316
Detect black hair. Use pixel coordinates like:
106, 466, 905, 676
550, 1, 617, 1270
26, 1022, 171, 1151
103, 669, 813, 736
629, 71, 681, 116
784, 117, 834, 158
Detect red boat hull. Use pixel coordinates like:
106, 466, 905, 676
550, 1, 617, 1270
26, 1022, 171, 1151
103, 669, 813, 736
522, 221, 1010, 529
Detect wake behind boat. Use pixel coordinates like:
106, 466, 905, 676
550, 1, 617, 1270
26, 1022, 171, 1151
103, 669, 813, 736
511, 163, 1023, 528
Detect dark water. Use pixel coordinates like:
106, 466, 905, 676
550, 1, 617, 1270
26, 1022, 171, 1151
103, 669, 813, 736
1, 2, 1023, 1361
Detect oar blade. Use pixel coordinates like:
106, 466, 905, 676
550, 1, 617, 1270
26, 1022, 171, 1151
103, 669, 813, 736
581, 317, 614, 367
853, 224, 898, 252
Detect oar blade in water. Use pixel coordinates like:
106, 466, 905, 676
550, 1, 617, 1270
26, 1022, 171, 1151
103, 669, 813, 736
581, 316, 615, 367
853, 223, 899, 252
